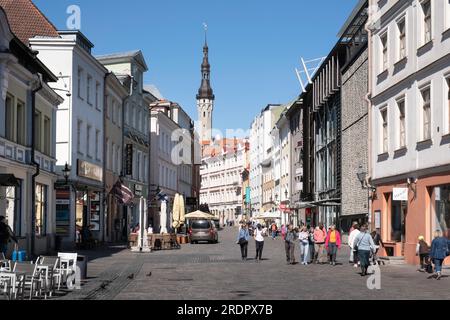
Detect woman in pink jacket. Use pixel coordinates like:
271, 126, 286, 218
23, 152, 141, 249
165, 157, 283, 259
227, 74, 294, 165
325, 225, 341, 266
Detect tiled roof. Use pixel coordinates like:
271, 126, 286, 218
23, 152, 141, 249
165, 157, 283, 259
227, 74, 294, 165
0, 0, 59, 45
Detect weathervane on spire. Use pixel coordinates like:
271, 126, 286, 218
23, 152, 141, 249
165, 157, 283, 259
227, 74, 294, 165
203, 22, 208, 44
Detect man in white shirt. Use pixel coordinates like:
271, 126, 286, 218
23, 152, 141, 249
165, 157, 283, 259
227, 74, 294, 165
348, 224, 361, 267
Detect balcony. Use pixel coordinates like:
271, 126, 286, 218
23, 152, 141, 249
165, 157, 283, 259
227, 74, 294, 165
0, 136, 29, 164
35, 151, 56, 173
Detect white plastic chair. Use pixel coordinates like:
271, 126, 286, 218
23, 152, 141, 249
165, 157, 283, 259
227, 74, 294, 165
57, 253, 77, 289
12, 262, 40, 300
38, 256, 61, 297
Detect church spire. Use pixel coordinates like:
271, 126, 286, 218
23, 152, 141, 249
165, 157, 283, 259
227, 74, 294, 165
197, 23, 214, 101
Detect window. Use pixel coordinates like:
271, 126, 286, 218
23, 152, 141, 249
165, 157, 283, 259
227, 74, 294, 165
106, 138, 110, 170
95, 130, 100, 160
397, 18, 406, 60
433, 185, 450, 240
446, 77, 450, 133
118, 104, 122, 128
116, 146, 121, 174
86, 124, 92, 157
44, 116, 51, 156
421, 0, 432, 43
105, 95, 110, 119
112, 142, 116, 173
95, 82, 100, 109
124, 102, 128, 124
77, 67, 83, 99
77, 120, 83, 154
5, 94, 14, 141
397, 99, 406, 148
111, 100, 116, 124
35, 183, 47, 236
421, 87, 431, 140
447, 0, 450, 30
4, 181, 22, 236
34, 111, 42, 152
16, 100, 25, 146
87, 75, 93, 105
380, 32, 388, 71
137, 152, 141, 181
381, 108, 388, 153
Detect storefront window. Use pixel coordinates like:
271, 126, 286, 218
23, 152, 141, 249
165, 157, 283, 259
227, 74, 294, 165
35, 184, 47, 236
391, 200, 406, 242
90, 192, 100, 231
3, 182, 22, 236
76, 191, 88, 243
434, 185, 450, 239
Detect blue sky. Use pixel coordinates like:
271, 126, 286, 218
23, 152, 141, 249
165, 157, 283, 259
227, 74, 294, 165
34, 0, 358, 134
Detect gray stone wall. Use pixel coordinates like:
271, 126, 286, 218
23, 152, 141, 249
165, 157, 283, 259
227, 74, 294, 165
341, 49, 369, 217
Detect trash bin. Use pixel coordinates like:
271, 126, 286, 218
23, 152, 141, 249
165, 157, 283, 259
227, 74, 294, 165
77, 255, 88, 280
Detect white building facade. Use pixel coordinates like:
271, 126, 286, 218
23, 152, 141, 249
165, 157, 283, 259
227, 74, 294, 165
30, 31, 107, 247
369, 0, 450, 262
200, 140, 247, 225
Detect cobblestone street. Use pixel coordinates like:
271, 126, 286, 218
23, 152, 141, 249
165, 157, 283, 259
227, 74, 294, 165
60, 227, 450, 300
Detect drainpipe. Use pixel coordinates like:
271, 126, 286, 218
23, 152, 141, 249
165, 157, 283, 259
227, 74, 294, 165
365, 0, 374, 230
31, 74, 43, 259
102, 72, 109, 243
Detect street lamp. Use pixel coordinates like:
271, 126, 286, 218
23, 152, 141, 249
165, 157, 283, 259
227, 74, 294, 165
62, 163, 71, 184
356, 165, 376, 229
357, 165, 367, 188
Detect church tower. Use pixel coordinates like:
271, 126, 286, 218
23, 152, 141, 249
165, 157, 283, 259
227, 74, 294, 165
197, 33, 215, 143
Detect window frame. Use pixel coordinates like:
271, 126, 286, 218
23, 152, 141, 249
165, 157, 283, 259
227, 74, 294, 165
35, 183, 47, 237
420, 85, 432, 141
397, 17, 406, 61
380, 106, 389, 154
380, 31, 388, 73
420, 0, 432, 44
396, 97, 406, 149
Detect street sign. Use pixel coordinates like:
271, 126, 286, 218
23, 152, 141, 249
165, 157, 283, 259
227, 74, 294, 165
393, 188, 408, 201
125, 144, 133, 175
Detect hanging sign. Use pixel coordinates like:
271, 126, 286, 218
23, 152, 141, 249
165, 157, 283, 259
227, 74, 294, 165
393, 188, 408, 201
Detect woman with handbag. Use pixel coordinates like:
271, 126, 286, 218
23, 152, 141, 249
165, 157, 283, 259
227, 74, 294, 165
353, 224, 376, 276
237, 223, 250, 261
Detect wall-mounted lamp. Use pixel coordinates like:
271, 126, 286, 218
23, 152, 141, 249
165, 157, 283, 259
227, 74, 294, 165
407, 177, 418, 200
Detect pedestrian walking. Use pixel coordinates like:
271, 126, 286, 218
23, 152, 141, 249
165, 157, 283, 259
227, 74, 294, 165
354, 224, 376, 276
429, 230, 450, 280
254, 224, 265, 262
371, 229, 384, 265
325, 225, 341, 266
299, 226, 310, 265
349, 221, 358, 235
313, 224, 327, 264
416, 236, 430, 272
348, 224, 361, 267
281, 224, 287, 241
271, 223, 277, 240
284, 225, 297, 265
0, 216, 18, 257
236, 223, 250, 261
308, 226, 315, 263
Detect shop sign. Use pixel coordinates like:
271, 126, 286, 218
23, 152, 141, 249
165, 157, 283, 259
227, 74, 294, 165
125, 144, 133, 175
280, 203, 291, 213
77, 160, 102, 182
393, 188, 408, 201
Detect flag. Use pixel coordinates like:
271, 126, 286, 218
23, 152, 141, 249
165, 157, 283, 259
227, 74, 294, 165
112, 180, 134, 205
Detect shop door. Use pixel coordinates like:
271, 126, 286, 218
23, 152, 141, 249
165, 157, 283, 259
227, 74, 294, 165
391, 200, 407, 254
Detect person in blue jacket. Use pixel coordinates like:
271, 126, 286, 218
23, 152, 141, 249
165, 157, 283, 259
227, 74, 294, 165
429, 230, 450, 280
236, 223, 250, 261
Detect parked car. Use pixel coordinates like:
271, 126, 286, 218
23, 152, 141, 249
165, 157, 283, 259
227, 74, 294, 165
188, 220, 219, 244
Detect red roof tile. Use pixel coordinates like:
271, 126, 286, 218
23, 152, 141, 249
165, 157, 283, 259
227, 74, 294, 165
0, 0, 59, 45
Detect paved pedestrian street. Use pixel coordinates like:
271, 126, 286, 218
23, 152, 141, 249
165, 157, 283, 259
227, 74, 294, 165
59, 228, 450, 300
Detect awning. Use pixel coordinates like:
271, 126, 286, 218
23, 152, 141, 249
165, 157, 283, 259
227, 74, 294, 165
0, 174, 20, 187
